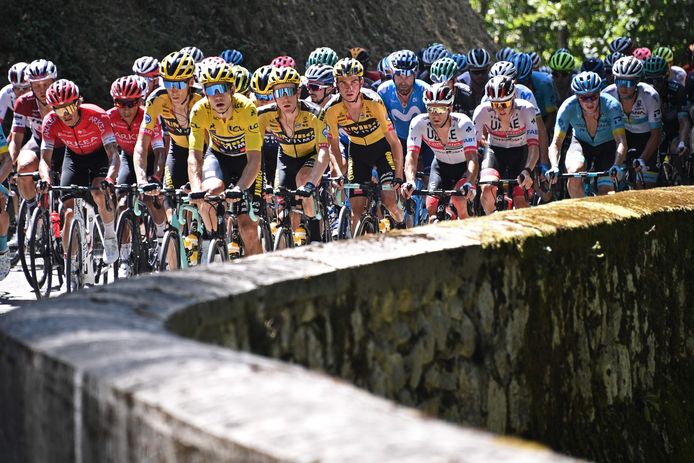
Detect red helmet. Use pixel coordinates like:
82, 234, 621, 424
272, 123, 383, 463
110, 75, 144, 100
632, 47, 652, 61
271, 55, 296, 68
46, 79, 80, 106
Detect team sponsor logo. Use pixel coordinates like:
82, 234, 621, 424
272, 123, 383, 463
210, 132, 246, 154
144, 113, 152, 124
275, 127, 315, 145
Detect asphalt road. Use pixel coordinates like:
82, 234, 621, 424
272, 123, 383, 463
0, 255, 66, 314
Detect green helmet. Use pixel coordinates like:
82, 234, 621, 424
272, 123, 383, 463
643, 56, 668, 77
306, 47, 339, 67
652, 47, 674, 65
429, 57, 458, 83
549, 52, 575, 72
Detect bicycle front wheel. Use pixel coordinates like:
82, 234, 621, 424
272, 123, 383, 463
337, 205, 352, 240
205, 238, 229, 264
27, 207, 52, 299
158, 229, 181, 272
354, 215, 378, 237
115, 210, 140, 279
17, 200, 33, 281
257, 218, 274, 253
65, 219, 85, 293
273, 226, 294, 251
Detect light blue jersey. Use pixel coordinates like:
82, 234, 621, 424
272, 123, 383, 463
555, 93, 626, 146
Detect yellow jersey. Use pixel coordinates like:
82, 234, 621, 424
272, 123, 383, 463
257, 100, 329, 158
320, 88, 394, 146
189, 93, 262, 157
140, 87, 203, 147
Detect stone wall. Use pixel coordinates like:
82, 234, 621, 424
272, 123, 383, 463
2, 188, 694, 462
166, 188, 694, 462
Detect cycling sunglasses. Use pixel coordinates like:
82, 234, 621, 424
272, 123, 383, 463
615, 79, 637, 88
393, 69, 415, 77
273, 87, 297, 99
163, 79, 188, 90
491, 100, 513, 109
53, 103, 78, 117
427, 106, 449, 115
255, 92, 273, 102
114, 99, 140, 108
204, 83, 230, 96
307, 83, 330, 92
578, 93, 599, 102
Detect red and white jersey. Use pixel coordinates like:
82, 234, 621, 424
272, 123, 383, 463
41, 103, 116, 155
407, 112, 477, 164
11, 92, 63, 148
107, 106, 164, 156
472, 99, 539, 149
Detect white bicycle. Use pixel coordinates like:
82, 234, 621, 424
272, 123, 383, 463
51, 185, 113, 293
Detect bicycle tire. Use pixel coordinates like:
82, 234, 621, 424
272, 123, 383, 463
337, 205, 352, 240
205, 238, 229, 264
91, 216, 109, 286
273, 226, 294, 251
27, 207, 52, 299
17, 200, 33, 280
258, 218, 274, 253
354, 215, 378, 237
65, 219, 84, 293
115, 210, 140, 279
158, 229, 181, 272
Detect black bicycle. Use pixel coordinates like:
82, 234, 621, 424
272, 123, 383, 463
410, 188, 467, 222
342, 182, 398, 236
114, 183, 160, 278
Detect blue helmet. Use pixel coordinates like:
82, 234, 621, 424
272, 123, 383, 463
304, 64, 335, 86
581, 58, 605, 79
220, 49, 244, 65
571, 71, 603, 95
377, 55, 393, 77
450, 53, 468, 73
511, 52, 533, 83
529, 51, 541, 68
390, 49, 419, 75
467, 48, 491, 70
496, 47, 517, 62
422, 44, 451, 65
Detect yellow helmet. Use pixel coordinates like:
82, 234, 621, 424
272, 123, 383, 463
199, 62, 235, 85
251, 65, 276, 95
333, 58, 364, 78
268, 66, 301, 87
159, 51, 196, 80
232, 65, 251, 94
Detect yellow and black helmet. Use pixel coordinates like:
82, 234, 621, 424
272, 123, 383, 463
199, 62, 235, 85
159, 51, 196, 80
268, 66, 302, 87
251, 65, 276, 95
333, 58, 364, 78
232, 65, 251, 94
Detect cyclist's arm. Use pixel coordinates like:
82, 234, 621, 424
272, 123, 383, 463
524, 108, 540, 172
238, 150, 261, 190
104, 142, 120, 182
614, 132, 627, 166
310, 145, 330, 186
8, 130, 24, 165
678, 116, 690, 147
0, 140, 11, 183
404, 117, 423, 184
536, 116, 550, 165
548, 131, 565, 169
153, 147, 166, 180
188, 148, 204, 191
384, 128, 403, 180
641, 127, 662, 163
39, 147, 53, 184
133, 133, 152, 185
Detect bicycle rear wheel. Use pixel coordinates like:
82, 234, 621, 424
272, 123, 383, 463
27, 207, 52, 299
205, 238, 229, 263
354, 215, 378, 237
158, 229, 181, 271
273, 226, 294, 251
115, 210, 140, 279
91, 217, 109, 286
65, 219, 85, 293
337, 205, 352, 240
17, 200, 33, 280
257, 218, 274, 253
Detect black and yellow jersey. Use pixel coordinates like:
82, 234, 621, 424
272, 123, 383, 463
140, 87, 204, 147
320, 88, 394, 146
257, 100, 329, 158
189, 93, 262, 157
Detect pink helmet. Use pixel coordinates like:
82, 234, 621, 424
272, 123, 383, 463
632, 47, 652, 61
46, 79, 80, 106
271, 55, 296, 68
110, 75, 144, 100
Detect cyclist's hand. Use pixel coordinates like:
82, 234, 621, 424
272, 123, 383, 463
296, 182, 315, 198
392, 177, 404, 192
401, 181, 415, 199
227, 185, 243, 203
517, 169, 533, 190
37, 178, 50, 192
141, 182, 161, 196
609, 164, 622, 179
633, 158, 647, 172
101, 177, 115, 190
677, 141, 687, 155
147, 174, 162, 185
331, 176, 345, 189
460, 182, 476, 201
189, 189, 207, 205
545, 166, 560, 184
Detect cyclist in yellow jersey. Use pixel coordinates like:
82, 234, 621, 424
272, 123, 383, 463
134, 51, 203, 193
0, 127, 11, 280
188, 62, 263, 256
321, 58, 404, 230
258, 67, 330, 242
